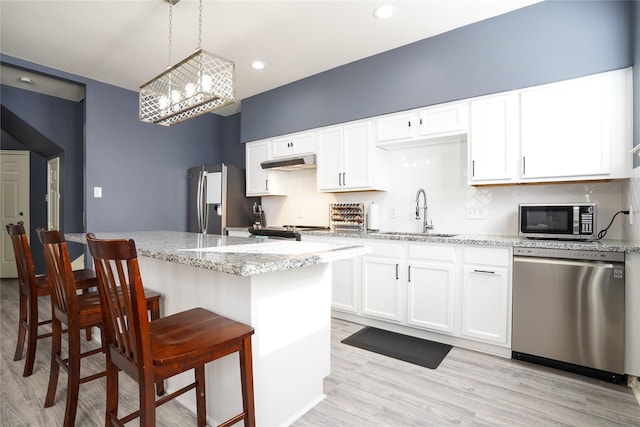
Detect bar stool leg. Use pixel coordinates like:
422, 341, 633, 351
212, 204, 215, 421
13, 289, 27, 361
63, 329, 82, 427
22, 293, 40, 377
44, 318, 62, 408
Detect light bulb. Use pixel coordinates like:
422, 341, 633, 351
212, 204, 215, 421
158, 95, 169, 110
185, 82, 196, 97
201, 74, 213, 92
171, 90, 182, 104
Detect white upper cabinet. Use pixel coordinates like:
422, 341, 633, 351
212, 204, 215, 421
271, 132, 315, 158
468, 94, 520, 184
376, 102, 468, 149
245, 140, 286, 196
317, 120, 387, 192
519, 70, 628, 181
468, 67, 632, 185
375, 111, 416, 143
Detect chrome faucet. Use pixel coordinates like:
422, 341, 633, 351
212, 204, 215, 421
415, 188, 433, 233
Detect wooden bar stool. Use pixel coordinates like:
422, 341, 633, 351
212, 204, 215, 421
86, 233, 256, 427
5, 223, 97, 377
37, 229, 163, 427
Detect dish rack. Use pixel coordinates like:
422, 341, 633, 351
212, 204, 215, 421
330, 203, 365, 231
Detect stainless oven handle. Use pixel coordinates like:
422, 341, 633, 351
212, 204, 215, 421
514, 256, 617, 270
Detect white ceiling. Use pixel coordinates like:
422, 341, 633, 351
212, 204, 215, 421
0, 0, 541, 116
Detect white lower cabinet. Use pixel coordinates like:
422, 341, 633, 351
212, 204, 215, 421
331, 256, 359, 313
361, 241, 403, 322
362, 256, 402, 322
406, 244, 456, 334
304, 234, 512, 355
461, 247, 510, 345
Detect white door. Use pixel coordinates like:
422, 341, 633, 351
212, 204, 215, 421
47, 157, 60, 230
1, 150, 30, 278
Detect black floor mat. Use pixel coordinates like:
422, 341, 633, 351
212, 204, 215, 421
341, 327, 453, 369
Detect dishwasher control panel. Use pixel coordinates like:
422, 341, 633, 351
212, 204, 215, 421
514, 246, 625, 262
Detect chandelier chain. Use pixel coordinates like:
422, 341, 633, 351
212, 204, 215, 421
197, 0, 203, 49
167, 1, 173, 68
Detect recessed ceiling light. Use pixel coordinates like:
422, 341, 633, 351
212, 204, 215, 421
373, 5, 396, 20
18, 76, 33, 84
251, 61, 265, 70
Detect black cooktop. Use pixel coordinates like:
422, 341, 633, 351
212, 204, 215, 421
248, 225, 329, 240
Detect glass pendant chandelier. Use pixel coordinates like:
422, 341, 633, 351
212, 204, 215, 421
139, 0, 235, 126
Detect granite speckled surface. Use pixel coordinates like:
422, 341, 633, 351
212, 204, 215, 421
66, 231, 369, 276
300, 230, 640, 253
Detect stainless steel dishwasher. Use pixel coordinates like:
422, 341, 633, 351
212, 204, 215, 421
512, 247, 625, 383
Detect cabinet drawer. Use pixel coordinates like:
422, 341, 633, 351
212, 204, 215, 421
365, 241, 403, 258
408, 244, 455, 262
463, 247, 509, 266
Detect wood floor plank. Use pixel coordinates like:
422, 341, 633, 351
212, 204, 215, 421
2, 278, 639, 426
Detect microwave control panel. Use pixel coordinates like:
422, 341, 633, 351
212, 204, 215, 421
579, 205, 594, 235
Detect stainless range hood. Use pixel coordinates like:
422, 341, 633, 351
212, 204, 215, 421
260, 154, 316, 171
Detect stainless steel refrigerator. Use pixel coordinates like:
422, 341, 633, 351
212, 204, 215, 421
188, 163, 259, 234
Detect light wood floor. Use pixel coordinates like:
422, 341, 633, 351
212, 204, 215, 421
1, 278, 639, 426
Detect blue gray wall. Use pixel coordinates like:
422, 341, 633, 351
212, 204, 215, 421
1, 86, 85, 271
241, 0, 633, 142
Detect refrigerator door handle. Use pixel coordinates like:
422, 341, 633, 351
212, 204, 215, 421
197, 169, 209, 234
202, 172, 209, 233
196, 170, 203, 232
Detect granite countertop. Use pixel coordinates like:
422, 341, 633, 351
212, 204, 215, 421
66, 231, 369, 276
299, 229, 640, 253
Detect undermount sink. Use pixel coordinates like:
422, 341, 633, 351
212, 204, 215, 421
374, 231, 458, 238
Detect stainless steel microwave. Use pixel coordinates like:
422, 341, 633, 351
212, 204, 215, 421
518, 203, 596, 240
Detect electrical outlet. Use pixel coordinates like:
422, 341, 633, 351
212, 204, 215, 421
93, 186, 102, 198
297, 208, 304, 219
389, 207, 397, 219
465, 207, 487, 219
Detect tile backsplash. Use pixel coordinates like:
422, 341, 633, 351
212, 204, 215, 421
261, 141, 637, 242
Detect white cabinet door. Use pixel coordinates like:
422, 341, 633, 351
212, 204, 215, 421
316, 127, 343, 190
317, 121, 383, 192
520, 73, 610, 180
376, 111, 416, 142
245, 140, 285, 196
362, 257, 402, 322
418, 102, 468, 137
461, 266, 509, 344
272, 132, 315, 158
468, 94, 519, 184
331, 257, 359, 313
341, 121, 372, 189
407, 261, 455, 333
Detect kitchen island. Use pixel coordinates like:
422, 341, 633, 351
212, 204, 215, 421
66, 231, 368, 427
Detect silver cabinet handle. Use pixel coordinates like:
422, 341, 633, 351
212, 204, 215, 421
338, 173, 342, 186
265, 179, 269, 192
522, 156, 526, 175
408, 265, 412, 282
342, 172, 346, 186
474, 269, 495, 274
472, 160, 475, 177
395, 264, 399, 280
